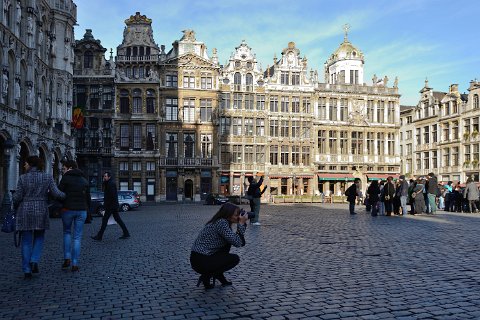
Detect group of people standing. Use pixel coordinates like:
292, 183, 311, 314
11, 156, 129, 279
347, 172, 443, 216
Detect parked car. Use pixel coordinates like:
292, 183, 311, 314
204, 193, 229, 205
118, 193, 140, 212
118, 190, 141, 206
90, 191, 105, 216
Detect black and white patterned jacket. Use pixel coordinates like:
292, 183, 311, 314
191, 219, 246, 256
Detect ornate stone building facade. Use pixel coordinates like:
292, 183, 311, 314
0, 0, 77, 198
401, 80, 480, 183
73, 29, 114, 191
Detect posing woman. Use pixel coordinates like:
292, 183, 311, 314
190, 202, 248, 289
58, 160, 91, 272
13, 156, 65, 279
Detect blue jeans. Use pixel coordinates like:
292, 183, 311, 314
251, 198, 261, 222
21, 230, 45, 273
62, 210, 87, 266
400, 196, 408, 215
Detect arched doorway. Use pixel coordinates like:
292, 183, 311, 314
185, 179, 193, 200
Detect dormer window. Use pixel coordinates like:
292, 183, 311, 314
84, 51, 93, 69
234, 61, 241, 68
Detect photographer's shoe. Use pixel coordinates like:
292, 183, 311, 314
215, 273, 232, 286
196, 275, 214, 290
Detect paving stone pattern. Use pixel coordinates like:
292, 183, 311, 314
1, 204, 480, 319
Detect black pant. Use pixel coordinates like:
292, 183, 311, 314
96, 209, 129, 239
190, 248, 239, 277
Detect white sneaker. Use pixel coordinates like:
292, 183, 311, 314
252, 222, 261, 226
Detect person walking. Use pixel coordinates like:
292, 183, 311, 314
463, 178, 479, 213
366, 180, 380, 216
383, 176, 396, 216
12, 156, 65, 279
190, 203, 248, 289
247, 175, 267, 225
345, 178, 361, 215
398, 175, 409, 216
426, 172, 440, 214
58, 160, 91, 272
91, 171, 130, 241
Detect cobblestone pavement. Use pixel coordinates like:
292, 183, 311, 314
1, 203, 480, 319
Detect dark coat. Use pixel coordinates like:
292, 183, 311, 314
367, 184, 380, 203
103, 178, 119, 212
345, 183, 358, 203
247, 176, 264, 198
382, 182, 395, 202
58, 169, 91, 211
427, 176, 439, 195
12, 167, 65, 231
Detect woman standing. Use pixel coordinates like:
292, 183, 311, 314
13, 156, 65, 279
383, 176, 396, 216
190, 203, 248, 289
58, 160, 91, 272
413, 178, 426, 215
367, 180, 380, 216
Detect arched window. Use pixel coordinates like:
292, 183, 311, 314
120, 89, 130, 114
132, 89, 142, 114
146, 89, 155, 114
246, 73, 253, 91
234, 72, 241, 91
474, 94, 479, 109
84, 51, 93, 68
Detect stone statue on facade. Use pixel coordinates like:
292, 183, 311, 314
393, 76, 398, 88
26, 86, 33, 107
383, 76, 389, 87
38, 28, 44, 45
14, 79, 20, 103
372, 74, 377, 85
1, 72, 8, 101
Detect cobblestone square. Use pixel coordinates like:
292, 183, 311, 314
1, 203, 480, 319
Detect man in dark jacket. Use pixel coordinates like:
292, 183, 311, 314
247, 175, 267, 225
426, 172, 440, 214
398, 175, 409, 216
58, 160, 91, 271
91, 171, 130, 240
345, 178, 361, 215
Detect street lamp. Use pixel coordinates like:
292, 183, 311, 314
1, 137, 15, 219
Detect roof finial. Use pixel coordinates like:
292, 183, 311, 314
343, 23, 351, 42
425, 77, 429, 88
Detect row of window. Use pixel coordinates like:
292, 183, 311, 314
318, 131, 395, 155
414, 148, 459, 170
220, 145, 311, 166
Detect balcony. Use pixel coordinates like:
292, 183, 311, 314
159, 157, 218, 168
116, 55, 158, 63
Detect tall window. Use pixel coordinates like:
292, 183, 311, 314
292, 97, 300, 113
146, 161, 155, 172
291, 72, 300, 85
233, 93, 242, 109
245, 73, 253, 91
270, 119, 278, 137
120, 89, 129, 114
452, 146, 459, 166
281, 146, 289, 165
120, 124, 129, 149
233, 145, 242, 163
184, 133, 195, 157
318, 130, 327, 153
302, 147, 310, 165
474, 94, 479, 109
270, 96, 278, 112
256, 118, 265, 136
146, 89, 155, 114
133, 125, 142, 150
388, 101, 395, 123
200, 99, 212, 122
232, 117, 242, 135
166, 98, 178, 121
183, 99, 195, 123
416, 128, 421, 144
367, 100, 374, 122
351, 131, 363, 155
423, 152, 429, 169
302, 121, 310, 138
166, 74, 178, 87
146, 124, 156, 150
244, 94, 254, 110
244, 145, 254, 163
221, 144, 231, 163
432, 124, 438, 143
221, 93, 231, 109
301, 97, 310, 113
318, 97, 326, 120
244, 118, 254, 136
452, 121, 459, 139
329, 131, 337, 153
183, 74, 195, 88
281, 72, 289, 85
132, 89, 142, 114
291, 120, 299, 138
281, 120, 289, 137
292, 146, 300, 165
377, 101, 385, 123
166, 133, 178, 158
84, 51, 93, 68
443, 123, 450, 141
443, 148, 450, 167
234, 72, 241, 90
377, 133, 385, 155
329, 98, 337, 121
256, 95, 265, 110
256, 145, 265, 163
340, 131, 348, 154
340, 99, 348, 121
201, 73, 212, 89
270, 145, 278, 165
387, 133, 395, 155
220, 117, 231, 135
89, 86, 99, 110
102, 86, 113, 109
281, 97, 289, 113
201, 134, 212, 158
367, 132, 374, 155
432, 151, 438, 168
424, 126, 430, 144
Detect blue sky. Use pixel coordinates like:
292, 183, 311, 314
76, 0, 479, 106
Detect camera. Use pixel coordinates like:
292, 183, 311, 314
240, 209, 255, 220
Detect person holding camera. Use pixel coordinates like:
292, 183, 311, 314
247, 175, 267, 225
190, 203, 248, 290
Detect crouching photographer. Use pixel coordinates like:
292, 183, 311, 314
190, 203, 249, 290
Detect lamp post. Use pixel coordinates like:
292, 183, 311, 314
1, 138, 15, 219
293, 174, 297, 203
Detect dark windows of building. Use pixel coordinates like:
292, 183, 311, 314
233, 93, 242, 109
340, 99, 348, 121
256, 94, 265, 110
329, 130, 337, 153
351, 131, 363, 155
474, 94, 479, 109
281, 72, 289, 85
292, 97, 300, 113
291, 120, 299, 138
76, 86, 86, 108
120, 89, 129, 114
126, 47, 131, 56
132, 89, 142, 114
377, 101, 385, 123
166, 98, 178, 121
256, 145, 265, 163
133, 124, 142, 150
281, 146, 289, 165
292, 146, 300, 165
245, 73, 253, 91
367, 132, 374, 155
340, 131, 348, 154
232, 145, 242, 163
301, 97, 310, 113
281, 178, 288, 195
166, 133, 178, 158
200, 99, 212, 122
184, 133, 195, 158
281, 97, 289, 113
201, 134, 212, 158
221, 144, 231, 163
183, 74, 195, 88
377, 133, 385, 155
201, 73, 212, 89
146, 124, 156, 151
84, 51, 93, 68
302, 147, 310, 165
245, 145, 254, 163
244, 118, 254, 136
220, 117, 231, 135
133, 47, 138, 56
120, 124, 130, 150
292, 72, 300, 85
423, 126, 430, 144
270, 95, 278, 112
318, 130, 326, 153
232, 117, 242, 135
269, 119, 278, 137
244, 94, 254, 110
166, 74, 178, 87
270, 145, 278, 165
256, 118, 265, 136
139, 47, 144, 56
329, 98, 337, 121
90, 86, 99, 110
234, 72, 241, 90
318, 97, 326, 120
103, 86, 113, 109
146, 89, 155, 114
280, 120, 289, 137
183, 99, 195, 123
221, 93, 231, 109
